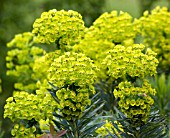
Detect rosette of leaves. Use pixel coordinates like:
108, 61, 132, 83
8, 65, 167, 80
85, 10, 140, 45
114, 80, 156, 125
32, 9, 85, 51
139, 6, 170, 72
6, 32, 45, 93
107, 108, 169, 138
48, 52, 99, 121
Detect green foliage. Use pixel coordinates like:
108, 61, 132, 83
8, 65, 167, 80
139, 6, 170, 72
148, 74, 170, 115
51, 92, 105, 138
110, 109, 169, 138
0, 79, 2, 93
0, 121, 4, 138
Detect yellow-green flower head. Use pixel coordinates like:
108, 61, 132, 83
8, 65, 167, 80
85, 10, 140, 45
139, 6, 170, 71
73, 39, 115, 61
48, 52, 98, 120
114, 80, 156, 124
32, 9, 85, 48
11, 123, 36, 138
96, 120, 123, 137
73, 39, 115, 79
32, 50, 63, 90
102, 44, 158, 80
48, 52, 98, 88
4, 91, 57, 123
6, 32, 45, 93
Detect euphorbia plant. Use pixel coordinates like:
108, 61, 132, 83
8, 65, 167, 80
3, 7, 170, 138
139, 6, 170, 73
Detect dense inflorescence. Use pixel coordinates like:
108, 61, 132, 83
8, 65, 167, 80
11, 124, 37, 138
102, 44, 158, 79
114, 80, 156, 124
85, 10, 140, 45
4, 8, 164, 137
139, 6, 170, 72
102, 44, 158, 124
73, 11, 141, 80
32, 9, 85, 51
4, 51, 64, 137
6, 32, 45, 93
48, 52, 98, 120
96, 120, 123, 137
4, 91, 57, 137
4, 91, 56, 121
32, 50, 63, 88
73, 40, 115, 79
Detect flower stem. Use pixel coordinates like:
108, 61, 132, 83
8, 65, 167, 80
72, 121, 79, 138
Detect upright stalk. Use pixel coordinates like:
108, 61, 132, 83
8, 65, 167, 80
71, 120, 79, 138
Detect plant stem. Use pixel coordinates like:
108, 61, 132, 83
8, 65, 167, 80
134, 130, 140, 138
72, 121, 79, 138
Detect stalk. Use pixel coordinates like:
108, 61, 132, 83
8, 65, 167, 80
71, 120, 79, 138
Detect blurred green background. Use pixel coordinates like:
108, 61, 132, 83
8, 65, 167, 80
0, 0, 170, 137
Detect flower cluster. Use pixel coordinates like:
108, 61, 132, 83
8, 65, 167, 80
4, 90, 57, 137
139, 6, 170, 71
4, 91, 57, 122
85, 10, 140, 45
48, 52, 98, 120
96, 120, 123, 137
11, 124, 36, 138
3, 8, 163, 137
102, 44, 158, 80
114, 80, 156, 124
32, 50, 63, 87
6, 32, 45, 92
73, 40, 115, 79
32, 9, 85, 50
102, 44, 158, 124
